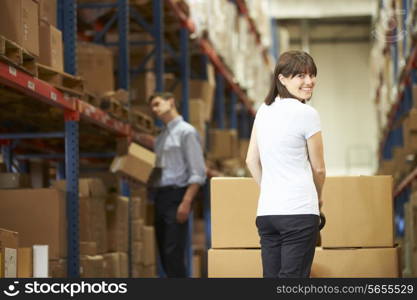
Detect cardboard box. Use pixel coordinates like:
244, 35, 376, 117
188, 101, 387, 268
77, 42, 114, 96
110, 143, 155, 184
106, 195, 128, 252
33, 245, 48, 278
39, 21, 63, 72
49, 259, 66, 278
0, 173, 30, 189
130, 72, 155, 104
208, 249, 262, 278
208, 247, 400, 278
0, 228, 18, 278
103, 252, 128, 278
54, 179, 107, 254
142, 226, 156, 266
0, 0, 40, 56
132, 242, 144, 264
209, 129, 239, 159
190, 99, 205, 125
132, 264, 156, 278
211, 178, 260, 248
80, 242, 97, 256
192, 254, 202, 278
39, 0, 56, 26
18, 247, 33, 278
0, 189, 66, 259
321, 176, 395, 248
132, 219, 144, 241
80, 255, 104, 278
131, 197, 143, 220
174, 80, 215, 121
311, 247, 400, 278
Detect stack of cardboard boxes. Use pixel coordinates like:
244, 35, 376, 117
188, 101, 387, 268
0, 228, 19, 278
0, 0, 63, 71
312, 176, 399, 277
208, 176, 400, 278
130, 185, 157, 277
208, 178, 262, 277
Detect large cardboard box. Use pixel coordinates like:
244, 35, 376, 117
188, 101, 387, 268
174, 80, 215, 122
0, 228, 18, 278
39, 0, 56, 26
130, 72, 155, 104
0, 173, 30, 189
131, 197, 143, 220
80, 242, 97, 256
106, 195, 128, 252
311, 247, 400, 278
142, 226, 156, 266
54, 179, 108, 254
132, 219, 144, 241
49, 259, 66, 278
103, 252, 128, 278
77, 42, 114, 96
110, 143, 155, 184
208, 249, 262, 278
211, 178, 260, 248
208, 247, 400, 278
321, 176, 395, 248
80, 255, 105, 278
132, 264, 156, 278
0, 0, 40, 56
209, 129, 238, 159
18, 247, 33, 278
132, 242, 144, 264
39, 21, 63, 72
0, 189, 66, 259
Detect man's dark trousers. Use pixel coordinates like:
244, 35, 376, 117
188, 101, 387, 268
154, 186, 188, 277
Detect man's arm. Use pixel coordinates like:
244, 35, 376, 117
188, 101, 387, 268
177, 130, 207, 223
246, 124, 262, 186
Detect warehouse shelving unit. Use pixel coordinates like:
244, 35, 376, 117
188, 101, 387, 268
376, 0, 417, 237
0, 0, 268, 278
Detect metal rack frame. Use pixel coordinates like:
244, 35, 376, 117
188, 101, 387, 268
0, 0, 266, 278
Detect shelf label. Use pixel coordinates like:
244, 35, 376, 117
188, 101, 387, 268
27, 81, 35, 90
50, 91, 57, 101
8, 66, 17, 76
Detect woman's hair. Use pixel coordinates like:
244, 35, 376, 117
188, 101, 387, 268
264, 50, 317, 105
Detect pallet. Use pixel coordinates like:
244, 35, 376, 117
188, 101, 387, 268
36, 63, 84, 97
0, 35, 36, 75
132, 110, 154, 133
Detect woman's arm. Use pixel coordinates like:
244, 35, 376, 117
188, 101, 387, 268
246, 124, 262, 186
307, 132, 326, 207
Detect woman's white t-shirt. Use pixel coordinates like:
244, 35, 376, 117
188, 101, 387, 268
255, 97, 321, 216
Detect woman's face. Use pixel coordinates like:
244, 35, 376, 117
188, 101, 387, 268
279, 73, 316, 101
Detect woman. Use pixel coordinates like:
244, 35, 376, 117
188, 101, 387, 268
246, 50, 326, 278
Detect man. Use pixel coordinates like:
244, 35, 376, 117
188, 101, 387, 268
147, 92, 206, 277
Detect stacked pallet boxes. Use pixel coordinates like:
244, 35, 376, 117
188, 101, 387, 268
208, 178, 262, 277
311, 176, 399, 278
208, 176, 400, 277
0, 0, 40, 57
52, 178, 113, 277
0, 188, 67, 276
0, 228, 18, 278
130, 184, 157, 278
38, 0, 63, 72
